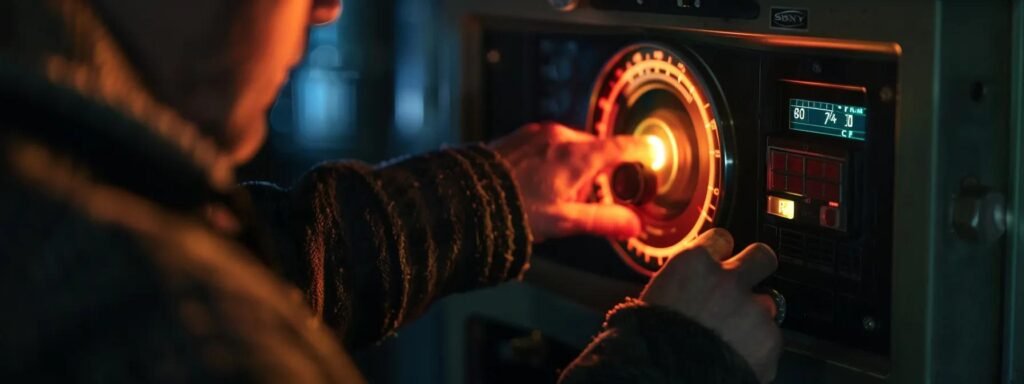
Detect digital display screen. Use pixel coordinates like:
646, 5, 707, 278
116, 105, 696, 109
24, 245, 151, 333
789, 99, 867, 141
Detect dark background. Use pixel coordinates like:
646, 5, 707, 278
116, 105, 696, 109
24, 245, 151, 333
238, 1, 446, 381
238, 0, 450, 187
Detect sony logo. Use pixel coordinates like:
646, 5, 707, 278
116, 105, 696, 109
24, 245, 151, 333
770, 8, 809, 30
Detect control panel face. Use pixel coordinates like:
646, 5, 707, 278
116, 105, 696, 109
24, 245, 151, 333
477, 23, 897, 356
766, 148, 846, 230
765, 80, 867, 236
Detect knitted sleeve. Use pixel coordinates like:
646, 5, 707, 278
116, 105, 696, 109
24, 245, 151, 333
244, 145, 532, 348
559, 299, 759, 384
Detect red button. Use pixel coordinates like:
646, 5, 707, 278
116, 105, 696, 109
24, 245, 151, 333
771, 151, 786, 171
824, 161, 842, 182
787, 155, 805, 174
824, 183, 841, 201
820, 207, 841, 229
806, 159, 824, 178
769, 171, 785, 191
786, 176, 804, 194
806, 180, 824, 199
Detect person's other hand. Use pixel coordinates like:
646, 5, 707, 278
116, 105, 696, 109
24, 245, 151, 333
489, 122, 653, 243
640, 228, 782, 383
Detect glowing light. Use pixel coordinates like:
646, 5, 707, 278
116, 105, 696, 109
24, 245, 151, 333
588, 44, 723, 275
768, 196, 796, 220
645, 135, 668, 171
634, 118, 679, 194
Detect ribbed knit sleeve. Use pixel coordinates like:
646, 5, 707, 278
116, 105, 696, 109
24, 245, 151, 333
559, 299, 759, 384
245, 145, 531, 348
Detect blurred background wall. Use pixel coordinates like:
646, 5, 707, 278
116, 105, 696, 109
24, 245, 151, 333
238, 0, 452, 186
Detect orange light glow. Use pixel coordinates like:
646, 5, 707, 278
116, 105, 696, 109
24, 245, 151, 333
675, 28, 902, 56
645, 135, 667, 171
780, 79, 867, 93
634, 117, 680, 194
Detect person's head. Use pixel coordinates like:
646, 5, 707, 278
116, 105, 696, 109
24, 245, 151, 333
91, 0, 342, 164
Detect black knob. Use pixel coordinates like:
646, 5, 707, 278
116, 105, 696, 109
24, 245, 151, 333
753, 286, 787, 325
611, 162, 658, 206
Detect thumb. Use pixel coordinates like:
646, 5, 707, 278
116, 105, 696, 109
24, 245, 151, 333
532, 203, 643, 242
574, 135, 659, 174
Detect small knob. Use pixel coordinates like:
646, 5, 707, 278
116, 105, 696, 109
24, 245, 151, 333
770, 289, 787, 325
754, 286, 786, 325
611, 162, 658, 206
952, 178, 1007, 243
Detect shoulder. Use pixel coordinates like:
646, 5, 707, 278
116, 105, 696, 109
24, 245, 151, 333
0, 139, 362, 383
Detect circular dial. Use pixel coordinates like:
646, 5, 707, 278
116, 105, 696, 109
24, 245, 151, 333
587, 43, 727, 275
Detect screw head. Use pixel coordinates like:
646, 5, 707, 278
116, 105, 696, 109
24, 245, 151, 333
880, 86, 895, 103
486, 50, 501, 64
862, 316, 877, 332
811, 61, 823, 74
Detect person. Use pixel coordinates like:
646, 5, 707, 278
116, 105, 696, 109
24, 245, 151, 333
0, 0, 782, 383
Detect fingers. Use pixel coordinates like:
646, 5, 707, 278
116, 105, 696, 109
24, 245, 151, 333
692, 228, 735, 262
723, 243, 778, 288
536, 122, 648, 162
658, 228, 733, 280
498, 122, 654, 177
546, 128, 654, 172
663, 228, 737, 270
762, 325, 784, 383
753, 294, 778, 319
488, 123, 545, 161
546, 122, 596, 142
538, 203, 642, 240
523, 121, 593, 144
570, 135, 656, 172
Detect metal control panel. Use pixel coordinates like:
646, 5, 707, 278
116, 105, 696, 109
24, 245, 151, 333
473, 22, 897, 355
428, 1, 1020, 382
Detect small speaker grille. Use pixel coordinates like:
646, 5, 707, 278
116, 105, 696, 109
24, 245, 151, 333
778, 229, 835, 273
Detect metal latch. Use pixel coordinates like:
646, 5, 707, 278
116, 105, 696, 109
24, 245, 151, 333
952, 177, 1007, 243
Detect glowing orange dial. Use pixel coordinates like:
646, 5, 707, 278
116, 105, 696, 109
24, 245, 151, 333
587, 43, 727, 275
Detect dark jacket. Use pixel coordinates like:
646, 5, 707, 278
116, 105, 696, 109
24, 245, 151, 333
0, 2, 758, 382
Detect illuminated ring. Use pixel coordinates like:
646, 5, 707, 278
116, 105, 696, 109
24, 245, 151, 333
635, 117, 679, 194
586, 43, 727, 276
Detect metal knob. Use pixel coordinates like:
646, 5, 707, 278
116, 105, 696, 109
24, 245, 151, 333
952, 178, 1007, 243
611, 162, 658, 206
768, 289, 786, 325
753, 286, 786, 325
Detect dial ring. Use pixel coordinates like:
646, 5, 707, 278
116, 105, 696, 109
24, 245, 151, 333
587, 43, 726, 275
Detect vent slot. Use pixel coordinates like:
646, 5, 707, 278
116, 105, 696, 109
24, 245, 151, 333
778, 229, 835, 273
805, 236, 836, 266
837, 245, 862, 281
778, 229, 805, 263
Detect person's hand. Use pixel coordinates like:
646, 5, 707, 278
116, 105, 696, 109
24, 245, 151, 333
489, 122, 654, 243
640, 228, 782, 383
